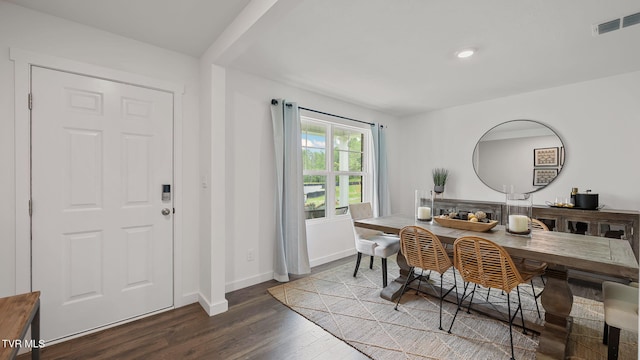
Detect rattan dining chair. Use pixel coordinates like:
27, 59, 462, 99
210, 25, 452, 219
493, 217, 548, 317
394, 225, 458, 330
531, 218, 549, 231
349, 202, 400, 287
448, 236, 541, 360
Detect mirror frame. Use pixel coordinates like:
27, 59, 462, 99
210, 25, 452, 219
472, 119, 565, 194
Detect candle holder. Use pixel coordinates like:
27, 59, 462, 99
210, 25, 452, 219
415, 190, 432, 222
506, 192, 532, 236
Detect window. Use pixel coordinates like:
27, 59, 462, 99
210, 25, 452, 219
301, 117, 371, 220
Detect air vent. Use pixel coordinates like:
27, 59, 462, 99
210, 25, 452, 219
623, 12, 640, 28
595, 19, 621, 35
593, 10, 640, 35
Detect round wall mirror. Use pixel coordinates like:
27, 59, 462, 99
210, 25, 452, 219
472, 120, 564, 194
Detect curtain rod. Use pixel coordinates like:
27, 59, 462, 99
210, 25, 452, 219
271, 99, 375, 126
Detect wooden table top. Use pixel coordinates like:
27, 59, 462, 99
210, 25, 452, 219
354, 214, 639, 281
0, 291, 40, 360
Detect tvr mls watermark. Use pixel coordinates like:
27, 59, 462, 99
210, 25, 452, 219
2, 339, 46, 349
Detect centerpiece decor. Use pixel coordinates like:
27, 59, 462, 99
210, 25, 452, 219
506, 192, 532, 236
432, 168, 448, 194
415, 190, 433, 221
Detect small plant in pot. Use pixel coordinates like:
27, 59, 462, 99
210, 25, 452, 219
432, 168, 449, 194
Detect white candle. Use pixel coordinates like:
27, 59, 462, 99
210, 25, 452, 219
508, 215, 529, 233
418, 206, 431, 220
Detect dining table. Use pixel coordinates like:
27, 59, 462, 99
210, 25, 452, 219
353, 214, 639, 360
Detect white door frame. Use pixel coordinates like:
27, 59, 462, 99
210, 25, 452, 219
10, 48, 185, 309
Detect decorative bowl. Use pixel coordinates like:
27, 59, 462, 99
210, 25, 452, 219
433, 217, 498, 232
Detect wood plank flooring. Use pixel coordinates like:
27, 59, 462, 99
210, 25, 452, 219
18, 255, 602, 360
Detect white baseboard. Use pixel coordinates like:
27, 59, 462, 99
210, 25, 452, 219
222, 250, 355, 292
225, 271, 275, 293
176, 291, 199, 308
198, 293, 228, 316
309, 249, 355, 268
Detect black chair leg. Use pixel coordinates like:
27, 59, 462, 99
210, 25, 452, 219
353, 252, 363, 277
439, 274, 444, 330
466, 284, 478, 314
369, 255, 374, 269
516, 286, 527, 335
507, 292, 515, 360
607, 326, 621, 360
603, 322, 609, 345
530, 280, 542, 319
447, 281, 470, 334
382, 258, 388, 287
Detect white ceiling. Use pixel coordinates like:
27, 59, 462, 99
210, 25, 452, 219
4, 0, 252, 57
6, 0, 640, 117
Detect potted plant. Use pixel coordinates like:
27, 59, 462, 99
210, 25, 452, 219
432, 168, 449, 194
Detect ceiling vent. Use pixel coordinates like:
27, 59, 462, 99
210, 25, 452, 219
593, 11, 640, 35
623, 12, 640, 28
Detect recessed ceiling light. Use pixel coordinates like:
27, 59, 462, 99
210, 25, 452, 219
456, 48, 475, 59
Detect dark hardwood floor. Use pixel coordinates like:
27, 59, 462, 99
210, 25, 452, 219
19, 256, 368, 360
18, 255, 602, 360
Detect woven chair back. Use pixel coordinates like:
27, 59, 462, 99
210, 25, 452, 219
531, 218, 549, 231
399, 226, 452, 275
453, 236, 525, 293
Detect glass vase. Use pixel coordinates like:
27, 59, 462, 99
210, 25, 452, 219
415, 190, 432, 222
506, 192, 532, 236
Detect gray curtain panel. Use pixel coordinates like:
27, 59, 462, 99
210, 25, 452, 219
271, 99, 310, 282
372, 124, 391, 216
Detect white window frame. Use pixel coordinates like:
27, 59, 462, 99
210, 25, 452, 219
301, 115, 373, 222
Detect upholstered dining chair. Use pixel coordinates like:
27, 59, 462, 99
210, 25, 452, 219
448, 236, 544, 360
348, 202, 400, 287
394, 225, 458, 330
602, 281, 638, 360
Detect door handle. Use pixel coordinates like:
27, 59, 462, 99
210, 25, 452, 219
161, 208, 171, 216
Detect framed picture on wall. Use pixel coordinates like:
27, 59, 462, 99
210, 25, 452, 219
533, 168, 558, 186
534, 147, 559, 167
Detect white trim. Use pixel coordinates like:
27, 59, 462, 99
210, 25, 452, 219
224, 271, 275, 293
10, 47, 186, 311
178, 291, 200, 308
198, 292, 228, 316
10, 48, 184, 94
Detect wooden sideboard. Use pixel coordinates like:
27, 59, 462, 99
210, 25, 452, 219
432, 198, 639, 262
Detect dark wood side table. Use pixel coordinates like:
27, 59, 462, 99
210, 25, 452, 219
0, 291, 41, 360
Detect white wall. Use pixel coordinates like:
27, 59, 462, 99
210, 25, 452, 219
222, 68, 399, 291
0, 2, 201, 303
389, 71, 640, 216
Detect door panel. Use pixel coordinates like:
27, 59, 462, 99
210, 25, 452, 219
31, 66, 174, 341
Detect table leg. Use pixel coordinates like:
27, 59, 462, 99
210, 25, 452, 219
537, 265, 573, 359
380, 252, 410, 301
31, 300, 40, 360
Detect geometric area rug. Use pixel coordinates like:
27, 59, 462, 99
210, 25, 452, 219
268, 257, 638, 360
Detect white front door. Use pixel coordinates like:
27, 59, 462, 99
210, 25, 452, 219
31, 66, 174, 341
